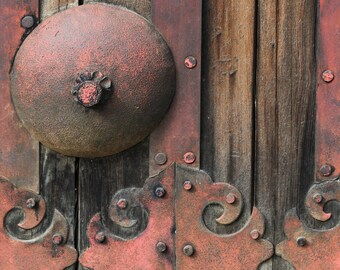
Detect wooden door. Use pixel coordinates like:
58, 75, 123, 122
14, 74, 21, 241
0, 0, 339, 269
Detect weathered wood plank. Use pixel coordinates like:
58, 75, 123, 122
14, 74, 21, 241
201, 0, 255, 231
41, 0, 78, 20
256, 0, 317, 268
85, 0, 151, 20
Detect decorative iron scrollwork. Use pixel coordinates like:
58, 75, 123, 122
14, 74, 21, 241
0, 177, 77, 270
276, 179, 340, 269
79, 164, 176, 270
80, 165, 273, 269
175, 165, 274, 269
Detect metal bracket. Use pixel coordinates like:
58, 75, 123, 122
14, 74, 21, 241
0, 0, 39, 191
0, 178, 77, 269
80, 165, 273, 269
276, 179, 340, 269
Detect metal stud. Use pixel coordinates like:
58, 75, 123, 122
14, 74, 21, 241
156, 241, 167, 253
183, 244, 195, 256
154, 153, 167, 165
52, 233, 63, 245
155, 187, 166, 198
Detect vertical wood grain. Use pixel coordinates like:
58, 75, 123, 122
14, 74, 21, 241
256, 0, 317, 268
41, 0, 78, 20
201, 0, 255, 231
85, 0, 151, 20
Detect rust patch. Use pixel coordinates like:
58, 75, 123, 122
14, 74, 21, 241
0, 0, 39, 190
0, 178, 77, 269
11, 3, 175, 158
149, 0, 202, 175
315, 0, 340, 179
276, 209, 340, 270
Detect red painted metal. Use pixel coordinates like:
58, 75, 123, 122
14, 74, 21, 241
79, 165, 175, 269
0, 0, 39, 191
149, 0, 202, 175
11, 3, 175, 158
0, 177, 77, 269
315, 0, 340, 180
305, 179, 340, 221
276, 209, 340, 270
80, 165, 273, 269
175, 165, 273, 269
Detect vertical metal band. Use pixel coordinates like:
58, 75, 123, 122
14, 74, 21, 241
150, 0, 202, 175
315, 0, 340, 180
0, 1, 39, 191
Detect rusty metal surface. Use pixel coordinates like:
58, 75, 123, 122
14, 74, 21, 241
305, 178, 340, 221
149, 0, 202, 175
0, 177, 77, 269
276, 209, 340, 270
80, 165, 273, 269
0, 0, 39, 191
315, 0, 340, 179
79, 165, 175, 269
175, 165, 273, 269
11, 3, 175, 158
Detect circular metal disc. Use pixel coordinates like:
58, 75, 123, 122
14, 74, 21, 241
11, 3, 175, 158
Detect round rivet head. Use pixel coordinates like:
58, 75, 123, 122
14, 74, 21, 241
184, 56, 197, 69
321, 70, 334, 83
73, 72, 111, 108
21, 15, 35, 29
52, 233, 63, 245
183, 152, 196, 164
319, 163, 334, 177
116, 198, 128, 209
226, 193, 236, 204
154, 153, 167, 165
183, 180, 193, 191
312, 193, 323, 204
155, 187, 166, 198
156, 241, 167, 253
296, 237, 307, 247
26, 198, 36, 209
250, 229, 261, 240
95, 232, 106, 243
183, 244, 195, 256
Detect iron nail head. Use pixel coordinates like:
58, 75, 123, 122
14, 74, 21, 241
183, 244, 195, 256
26, 198, 36, 209
155, 187, 166, 198
250, 229, 261, 240
321, 70, 334, 83
320, 163, 334, 177
156, 241, 167, 253
155, 152, 167, 165
52, 233, 63, 245
117, 198, 128, 209
226, 193, 236, 204
95, 232, 106, 243
312, 193, 323, 204
21, 15, 35, 29
183, 152, 196, 164
183, 180, 193, 191
296, 237, 307, 247
184, 56, 197, 69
